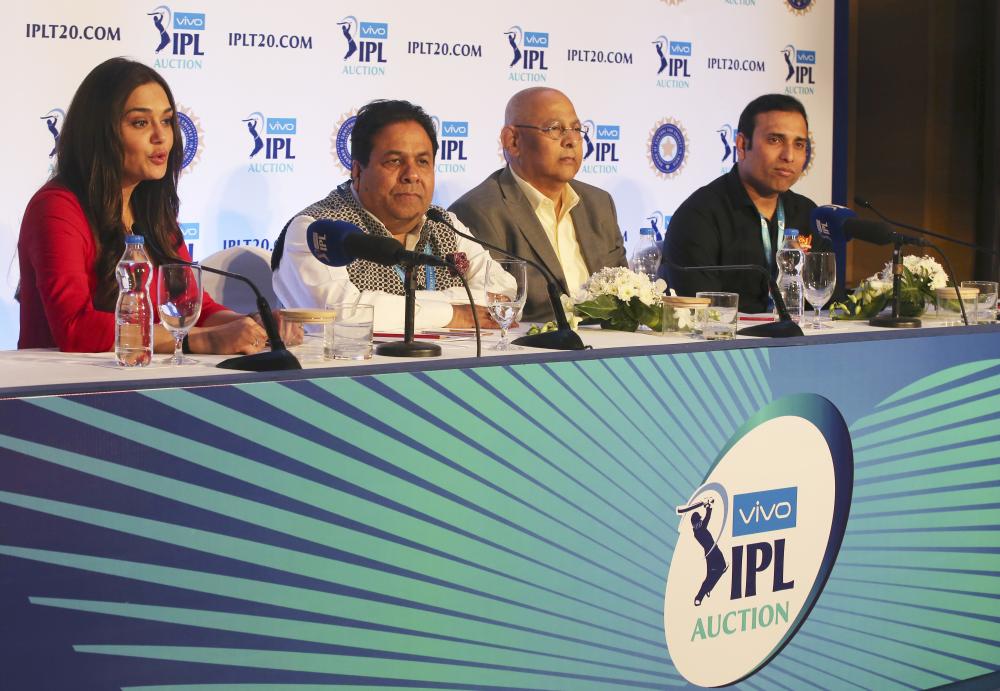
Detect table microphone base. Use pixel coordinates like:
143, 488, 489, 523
217, 348, 302, 371
376, 340, 442, 357
512, 328, 588, 350
737, 319, 804, 338
869, 315, 921, 328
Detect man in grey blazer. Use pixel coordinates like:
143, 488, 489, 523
449, 87, 627, 323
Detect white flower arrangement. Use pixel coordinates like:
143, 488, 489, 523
570, 267, 668, 331
832, 254, 948, 320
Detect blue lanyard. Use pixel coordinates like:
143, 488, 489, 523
759, 199, 785, 270
393, 241, 436, 290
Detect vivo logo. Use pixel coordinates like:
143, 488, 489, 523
266, 118, 297, 134
173, 12, 206, 30
733, 486, 797, 536
796, 49, 816, 64
524, 31, 549, 48
669, 41, 692, 56
359, 22, 388, 40
179, 222, 200, 240
596, 125, 619, 140
441, 121, 468, 137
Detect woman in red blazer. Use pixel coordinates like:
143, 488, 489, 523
17, 57, 299, 354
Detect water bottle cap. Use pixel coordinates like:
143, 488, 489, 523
125, 234, 145, 244
784, 228, 799, 237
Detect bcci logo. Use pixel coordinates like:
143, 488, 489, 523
176, 105, 203, 174
147, 5, 205, 69
786, 0, 816, 14
338, 16, 387, 75
664, 394, 852, 686
581, 120, 620, 175
782, 44, 816, 95
802, 131, 816, 176
241, 112, 296, 173
330, 110, 358, 174
39, 108, 64, 161
647, 118, 687, 179
432, 116, 469, 174
716, 123, 739, 172
653, 35, 691, 88
505, 26, 549, 77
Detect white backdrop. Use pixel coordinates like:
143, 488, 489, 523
1, 0, 835, 350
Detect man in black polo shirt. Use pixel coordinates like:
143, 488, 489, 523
660, 94, 829, 313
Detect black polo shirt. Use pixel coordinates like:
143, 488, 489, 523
659, 165, 825, 313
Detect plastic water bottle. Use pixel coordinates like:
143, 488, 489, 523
115, 234, 153, 367
630, 226, 661, 283
775, 229, 804, 321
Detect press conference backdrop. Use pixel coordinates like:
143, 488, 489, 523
0, 0, 836, 349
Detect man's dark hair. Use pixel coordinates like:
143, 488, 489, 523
737, 94, 808, 149
350, 99, 438, 166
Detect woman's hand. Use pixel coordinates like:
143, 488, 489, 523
187, 316, 268, 355
252, 310, 304, 347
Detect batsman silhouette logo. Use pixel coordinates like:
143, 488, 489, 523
664, 395, 853, 687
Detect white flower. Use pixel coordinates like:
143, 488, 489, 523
559, 293, 582, 330
578, 267, 665, 307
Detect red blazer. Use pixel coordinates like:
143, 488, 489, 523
18, 183, 228, 351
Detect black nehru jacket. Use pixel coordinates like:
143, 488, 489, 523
660, 165, 829, 313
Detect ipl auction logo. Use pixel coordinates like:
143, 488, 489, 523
148, 5, 205, 69
176, 105, 203, 174
432, 116, 469, 174
581, 120, 620, 175
647, 118, 687, 180
338, 16, 387, 76
330, 110, 358, 175
39, 108, 64, 160
653, 35, 691, 88
716, 123, 739, 172
241, 112, 297, 173
786, 0, 816, 14
506, 26, 549, 82
782, 43, 816, 95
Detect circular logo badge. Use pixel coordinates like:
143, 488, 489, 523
664, 394, 852, 687
176, 106, 203, 174
786, 0, 815, 15
330, 111, 357, 174
648, 118, 687, 179
802, 131, 816, 176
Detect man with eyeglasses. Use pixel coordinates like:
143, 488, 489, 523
450, 87, 627, 323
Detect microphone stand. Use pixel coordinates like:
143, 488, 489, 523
869, 240, 921, 329
428, 210, 587, 350
375, 262, 442, 358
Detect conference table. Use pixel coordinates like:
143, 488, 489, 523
1, 320, 998, 689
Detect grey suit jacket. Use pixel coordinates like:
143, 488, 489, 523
449, 166, 627, 322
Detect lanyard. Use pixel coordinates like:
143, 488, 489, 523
759, 198, 785, 270
393, 241, 436, 290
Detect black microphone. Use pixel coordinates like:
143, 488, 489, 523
426, 208, 587, 351
661, 255, 803, 338
855, 195, 999, 257
141, 230, 301, 372
845, 218, 929, 247
307, 219, 450, 268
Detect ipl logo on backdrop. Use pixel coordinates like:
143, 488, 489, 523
176, 105, 203, 174
786, 0, 816, 14
647, 118, 687, 180
39, 108, 64, 160
663, 394, 852, 687
716, 123, 739, 172
653, 35, 691, 88
645, 211, 670, 241
505, 26, 549, 81
241, 112, 296, 173
330, 110, 358, 174
782, 44, 816, 95
148, 5, 205, 69
338, 16, 387, 76
581, 120, 620, 175
432, 116, 469, 174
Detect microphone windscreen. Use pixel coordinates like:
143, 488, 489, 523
306, 219, 364, 267
810, 204, 856, 245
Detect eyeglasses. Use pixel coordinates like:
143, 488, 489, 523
513, 122, 589, 141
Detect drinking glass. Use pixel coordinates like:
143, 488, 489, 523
325, 303, 375, 360
802, 252, 836, 329
157, 263, 202, 364
485, 260, 527, 351
961, 281, 998, 324
696, 291, 739, 340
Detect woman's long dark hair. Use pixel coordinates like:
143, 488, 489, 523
55, 57, 184, 310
